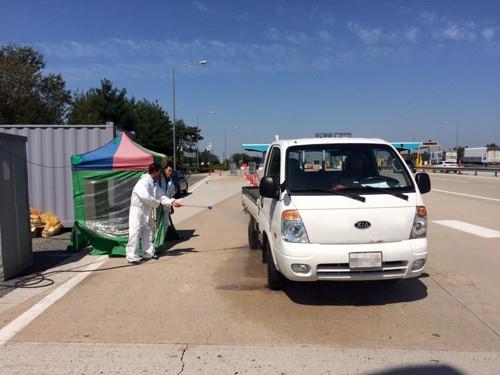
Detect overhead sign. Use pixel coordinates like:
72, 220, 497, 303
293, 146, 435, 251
183, 151, 196, 158
315, 132, 333, 138
334, 132, 352, 138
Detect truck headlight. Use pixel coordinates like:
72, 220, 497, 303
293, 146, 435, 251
282, 210, 309, 243
410, 206, 427, 239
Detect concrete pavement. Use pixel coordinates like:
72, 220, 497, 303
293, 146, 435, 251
0, 173, 499, 373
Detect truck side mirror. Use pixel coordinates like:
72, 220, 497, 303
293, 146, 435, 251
260, 176, 279, 200
415, 173, 431, 194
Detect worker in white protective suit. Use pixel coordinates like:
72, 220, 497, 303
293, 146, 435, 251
126, 163, 182, 264
156, 164, 180, 240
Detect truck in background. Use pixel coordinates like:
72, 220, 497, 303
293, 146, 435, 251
444, 151, 457, 163
463, 147, 500, 165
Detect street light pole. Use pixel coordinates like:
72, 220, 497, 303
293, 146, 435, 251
171, 60, 208, 170
172, 68, 176, 169
226, 126, 238, 167
224, 127, 227, 167
196, 114, 199, 173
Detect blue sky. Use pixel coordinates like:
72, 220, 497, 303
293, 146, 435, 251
1, 0, 499, 157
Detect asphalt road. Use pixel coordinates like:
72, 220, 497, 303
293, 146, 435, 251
0, 172, 499, 374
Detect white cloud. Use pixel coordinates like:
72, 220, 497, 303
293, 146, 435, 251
192, 1, 211, 14
482, 27, 496, 41
432, 22, 477, 42
264, 28, 312, 46
348, 22, 382, 45
420, 12, 436, 25
404, 26, 419, 43
264, 28, 281, 41
317, 30, 331, 43
347, 22, 404, 45
285, 32, 310, 46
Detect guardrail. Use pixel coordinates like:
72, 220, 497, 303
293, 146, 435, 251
416, 166, 499, 177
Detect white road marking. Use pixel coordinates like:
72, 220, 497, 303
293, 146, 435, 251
431, 178, 470, 183
433, 220, 500, 238
0, 255, 108, 345
188, 176, 210, 193
433, 189, 500, 202
431, 174, 500, 181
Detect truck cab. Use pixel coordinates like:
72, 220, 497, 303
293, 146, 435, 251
243, 138, 431, 290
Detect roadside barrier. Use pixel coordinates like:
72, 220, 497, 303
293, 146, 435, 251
416, 166, 499, 176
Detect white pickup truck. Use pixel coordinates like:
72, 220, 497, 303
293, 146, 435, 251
242, 137, 431, 290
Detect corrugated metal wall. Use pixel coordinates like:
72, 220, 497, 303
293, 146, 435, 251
0, 133, 32, 280
0, 125, 115, 226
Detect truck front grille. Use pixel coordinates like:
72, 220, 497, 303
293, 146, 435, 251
316, 261, 408, 280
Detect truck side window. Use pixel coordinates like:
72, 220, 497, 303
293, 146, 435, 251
267, 147, 281, 185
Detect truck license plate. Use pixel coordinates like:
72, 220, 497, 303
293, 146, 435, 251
349, 252, 382, 269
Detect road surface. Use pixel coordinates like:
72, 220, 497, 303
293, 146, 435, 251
0, 172, 499, 374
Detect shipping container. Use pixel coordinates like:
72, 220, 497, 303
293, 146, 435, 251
0, 124, 116, 227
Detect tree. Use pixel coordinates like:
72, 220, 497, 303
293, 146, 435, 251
486, 143, 499, 150
68, 79, 137, 130
199, 150, 220, 165
134, 99, 171, 155
175, 119, 203, 145
0, 44, 71, 124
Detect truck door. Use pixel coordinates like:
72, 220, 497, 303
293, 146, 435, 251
259, 146, 281, 240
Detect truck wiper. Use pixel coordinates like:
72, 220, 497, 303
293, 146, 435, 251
361, 186, 408, 201
331, 189, 366, 202
290, 188, 366, 202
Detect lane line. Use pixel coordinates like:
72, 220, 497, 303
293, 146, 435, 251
431, 178, 470, 184
431, 174, 500, 181
0, 255, 108, 345
433, 220, 500, 238
188, 176, 210, 194
433, 189, 500, 202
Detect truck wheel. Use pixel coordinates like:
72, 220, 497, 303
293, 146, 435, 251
248, 220, 260, 250
266, 242, 285, 290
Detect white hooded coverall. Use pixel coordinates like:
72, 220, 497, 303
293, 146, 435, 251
126, 174, 174, 262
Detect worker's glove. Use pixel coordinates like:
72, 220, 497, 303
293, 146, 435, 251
160, 196, 172, 206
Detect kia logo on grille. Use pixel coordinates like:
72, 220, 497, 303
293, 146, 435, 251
354, 221, 371, 229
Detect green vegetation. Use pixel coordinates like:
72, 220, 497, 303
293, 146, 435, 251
0, 44, 218, 169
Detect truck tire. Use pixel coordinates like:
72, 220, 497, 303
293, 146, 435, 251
266, 242, 285, 290
248, 219, 260, 250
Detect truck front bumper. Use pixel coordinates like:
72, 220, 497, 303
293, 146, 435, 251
273, 239, 428, 282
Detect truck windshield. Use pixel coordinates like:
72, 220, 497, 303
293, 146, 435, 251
286, 143, 415, 194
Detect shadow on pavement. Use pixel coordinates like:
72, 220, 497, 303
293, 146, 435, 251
162, 247, 197, 257
368, 364, 463, 375
283, 278, 428, 306
165, 229, 197, 247
23, 229, 86, 277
